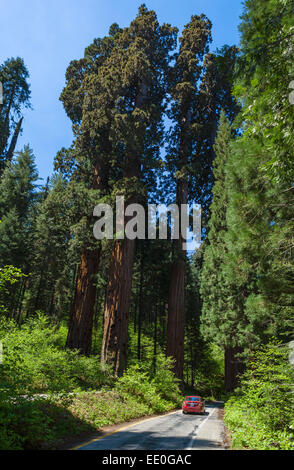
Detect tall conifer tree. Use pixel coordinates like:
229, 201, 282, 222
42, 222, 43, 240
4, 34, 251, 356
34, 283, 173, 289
101, 5, 177, 376
0, 58, 31, 174
165, 18, 239, 381
59, 26, 123, 354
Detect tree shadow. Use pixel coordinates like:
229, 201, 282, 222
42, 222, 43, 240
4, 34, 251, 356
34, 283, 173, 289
0, 396, 98, 450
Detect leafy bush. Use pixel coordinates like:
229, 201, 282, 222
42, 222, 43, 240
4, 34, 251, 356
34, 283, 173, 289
0, 395, 93, 450
225, 340, 294, 450
150, 354, 182, 405
115, 362, 180, 413
0, 314, 114, 395
0, 315, 181, 450
69, 390, 152, 429
0, 265, 25, 314
0, 362, 180, 450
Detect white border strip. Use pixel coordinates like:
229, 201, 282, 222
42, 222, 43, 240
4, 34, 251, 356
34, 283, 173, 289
186, 407, 216, 450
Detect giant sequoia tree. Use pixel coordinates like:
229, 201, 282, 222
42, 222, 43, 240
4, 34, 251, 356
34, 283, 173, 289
101, 6, 177, 376
165, 15, 212, 381
60, 6, 177, 363
59, 26, 123, 355
165, 16, 239, 381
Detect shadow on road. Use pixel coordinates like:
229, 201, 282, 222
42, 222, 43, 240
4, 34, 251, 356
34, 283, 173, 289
77, 428, 222, 450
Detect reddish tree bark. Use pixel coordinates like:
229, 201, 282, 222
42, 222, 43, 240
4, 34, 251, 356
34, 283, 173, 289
66, 246, 101, 355
101, 237, 135, 375
101, 80, 147, 375
101, 157, 139, 375
166, 110, 190, 382
166, 182, 187, 382
66, 164, 107, 355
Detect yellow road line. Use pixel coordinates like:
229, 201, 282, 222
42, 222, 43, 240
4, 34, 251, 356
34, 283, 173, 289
71, 410, 180, 450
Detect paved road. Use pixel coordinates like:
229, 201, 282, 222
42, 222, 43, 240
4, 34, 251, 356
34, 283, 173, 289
74, 403, 225, 450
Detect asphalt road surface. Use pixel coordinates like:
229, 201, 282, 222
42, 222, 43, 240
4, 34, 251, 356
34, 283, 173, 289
73, 403, 225, 450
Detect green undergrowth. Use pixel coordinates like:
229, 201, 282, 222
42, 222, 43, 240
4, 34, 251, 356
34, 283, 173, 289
0, 387, 179, 450
0, 315, 182, 450
224, 341, 294, 450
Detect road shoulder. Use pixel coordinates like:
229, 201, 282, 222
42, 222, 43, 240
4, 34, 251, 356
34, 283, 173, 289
59, 409, 180, 450
188, 402, 227, 450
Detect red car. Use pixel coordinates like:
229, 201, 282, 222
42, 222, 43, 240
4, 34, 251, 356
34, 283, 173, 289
182, 396, 205, 414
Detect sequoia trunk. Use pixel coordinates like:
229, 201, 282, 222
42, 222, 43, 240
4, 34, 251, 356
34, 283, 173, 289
101, 79, 147, 375
66, 163, 107, 355
166, 212, 186, 382
101, 237, 135, 375
66, 247, 101, 355
166, 115, 190, 382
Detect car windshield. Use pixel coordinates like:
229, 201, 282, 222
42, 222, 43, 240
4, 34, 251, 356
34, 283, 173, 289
186, 397, 200, 401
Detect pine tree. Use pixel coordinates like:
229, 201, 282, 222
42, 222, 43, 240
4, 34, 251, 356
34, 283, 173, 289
231, 0, 294, 339
200, 113, 231, 339
200, 113, 244, 391
0, 58, 31, 174
0, 145, 38, 316
201, 0, 294, 390
223, 0, 294, 349
24, 174, 72, 320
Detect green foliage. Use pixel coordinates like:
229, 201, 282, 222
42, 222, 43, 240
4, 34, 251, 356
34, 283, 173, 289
191, 344, 225, 400
200, 113, 234, 348
127, 320, 182, 404
0, 315, 182, 450
69, 391, 152, 431
115, 361, 181, 413
68, 381, 179, 439
201, 0, 294, 370
115, 366, 167, 413
0, 57, 31, 170
0, 264, 24, 291
0, 315, 181, 450
0, 315, 114, 396
0, 394, 93, 450
0, 264, 24, 314
23, 174, 73, 317
225, 340, 294, 449
120, 327, 182, 407
151, 354, 182, 404
0, 146, 39, 298
236, 0, 294, 183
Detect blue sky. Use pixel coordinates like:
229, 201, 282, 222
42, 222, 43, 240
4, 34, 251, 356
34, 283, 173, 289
0, 0, 244, 183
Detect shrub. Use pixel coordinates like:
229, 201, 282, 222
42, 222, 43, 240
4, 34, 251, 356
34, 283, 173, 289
0, 394, 93, 450
0, 314, 114, 395
225, 340, 294, 450
0, 315, 182, 449
150, 354, 182, 405
115, 365, 169, 413
115, 359, 181, 413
